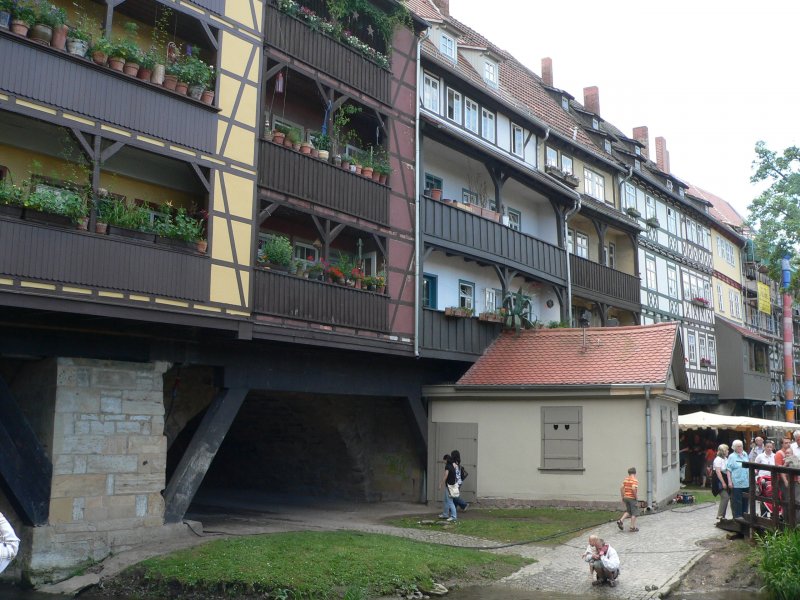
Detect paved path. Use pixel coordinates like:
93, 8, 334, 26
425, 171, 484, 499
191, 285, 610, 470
40, 492, 726, 599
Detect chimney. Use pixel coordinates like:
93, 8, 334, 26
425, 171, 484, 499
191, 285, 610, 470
632, 126, 649, 159
655, 136, 670, 173
583, 86, 600, 115
541, 57, 553, 87
431, 0, 449, 16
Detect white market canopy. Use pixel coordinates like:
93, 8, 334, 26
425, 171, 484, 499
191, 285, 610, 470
679, 411, 798, 432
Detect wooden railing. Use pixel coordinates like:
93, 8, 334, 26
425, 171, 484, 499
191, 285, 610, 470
0, 217, 210, 302
253, 268, 388, 332
264, 2, 391, 105
259, 141, 389, 225
0, 32, 216, 153
743, 461, 800, 530
420, 308, 501, 361
570, 254, 640, 307
421, 196, 567, 284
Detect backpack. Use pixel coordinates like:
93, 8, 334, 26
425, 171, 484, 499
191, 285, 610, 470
461, 466, 468, 481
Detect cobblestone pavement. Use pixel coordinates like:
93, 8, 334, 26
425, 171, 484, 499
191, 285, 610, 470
499, 502, 726, 600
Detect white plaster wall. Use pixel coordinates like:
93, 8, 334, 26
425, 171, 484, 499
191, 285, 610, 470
430, 394, 681, 505
496, 113, 511, 153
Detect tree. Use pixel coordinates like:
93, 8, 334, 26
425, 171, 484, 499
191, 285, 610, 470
747, 141, 800, 291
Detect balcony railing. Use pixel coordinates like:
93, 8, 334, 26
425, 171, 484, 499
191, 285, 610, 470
253, 268, 388, 332
0, 217, 209, 302
570, 255, 641, 308
265, 2, 391, 105
259, 141, 389, 225
420, 308, 501, 361
421, 196, 567, 284
0, 32, 216, 153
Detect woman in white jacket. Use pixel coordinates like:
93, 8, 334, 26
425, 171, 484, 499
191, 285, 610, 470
0, 512, 20, 574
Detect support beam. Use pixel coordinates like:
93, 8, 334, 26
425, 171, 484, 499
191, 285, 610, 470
264, 61, 286, 82
593, 221, 608, 265
191, 164, 212, 193
551, 202, 567, 248
163, 388, 249, 523
200, 20, 218, 50
100, 140, 126, 163
493, 265, 518, 295
258, 201, 281, 225
0, 376, 52, 526
487, 163, 509, 215
311, 216, 345, 260
371, 233, 386, 260
70, 128, 95, 160
552, 285, 567, 323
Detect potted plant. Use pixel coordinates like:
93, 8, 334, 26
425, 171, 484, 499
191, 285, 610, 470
287, 128, 302, 151
645, 216, 660, 228
299, 138, 313, 155
258, 234, 293, 270
691, 296, 709, 308
30, 0, 64, 46
503, 287, 537, 336
163, 60, 180, 91
307, 261, 324, 281
0, 180, 24, 218
625, 206, 641, 219
272, 124, 288, 146
181, 54, 212, 100
316, 133, 331, 161
149, 6, 172, 85
100, 198, 153, 240
375, 271, 386, 294
200, 67, 215, 105
360, 150, 374, 179
66, 10, 96, 58
0, 0, 12, 30
89, 36, 111, 65
10, 0, 35, 36
48, 4, 69, 50
700, 357, 712, 368
137, 47, 157, 82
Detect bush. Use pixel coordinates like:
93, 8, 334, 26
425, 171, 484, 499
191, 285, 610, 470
0, 181, 23, 206
24, 187, 87, 222
180, 55, 212, 87
757, 529, 800, 599
259, 234, 293, 267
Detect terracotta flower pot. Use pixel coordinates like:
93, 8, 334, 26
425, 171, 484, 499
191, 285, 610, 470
430, 189, 443, 200
196, 240, 208, 253
175, 81, 189, 95
300, 143, 312, 155
137, 68, 152, 81
162, 74, 178, 91
362, 167, 373, 178
283, 138, 293, 148
10, 20, 29, 36
95, 222, 108, 235
272, 132, 286, 145
108, 56, 125, 71
200, 90, 215, 105
354, 165, 362, 175
51, 24, 68, 50
372, 170, 381, 182
123, 62, 139, 76
379, 174, 388, 185
92, 51, 108, 66
76, 217, 89, 231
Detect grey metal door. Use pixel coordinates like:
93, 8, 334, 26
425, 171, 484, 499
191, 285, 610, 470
429, 422, 478, 504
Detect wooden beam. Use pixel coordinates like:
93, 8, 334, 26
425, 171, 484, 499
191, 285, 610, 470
264, 61, 286, 81
0, 375, 52, 526
201, 20, 218, 50
371, 233, 385, 258
258, 201, 281, 225
100, 140, 125, 163
70, 128, 95, 159
191, 164, 211, 192
163, 387, 249, 523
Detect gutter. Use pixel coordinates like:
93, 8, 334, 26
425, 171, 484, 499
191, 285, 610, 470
645, 385, 654, 509
414, 27, 432, 359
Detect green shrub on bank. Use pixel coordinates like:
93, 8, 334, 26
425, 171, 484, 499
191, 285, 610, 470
757, 528, 800, 599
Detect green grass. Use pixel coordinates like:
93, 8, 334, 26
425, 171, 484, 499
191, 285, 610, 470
756, 528, 800, 599
388, 507, 618, 544
129, 531, 531, 599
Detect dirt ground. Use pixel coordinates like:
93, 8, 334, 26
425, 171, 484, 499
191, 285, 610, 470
675, 536, 762, 593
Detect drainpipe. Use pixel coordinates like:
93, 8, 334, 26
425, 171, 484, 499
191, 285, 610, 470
414, 28, 431, 359
619, 165, 633, 207
645, 385, 653, 509
563, 194, 581, 325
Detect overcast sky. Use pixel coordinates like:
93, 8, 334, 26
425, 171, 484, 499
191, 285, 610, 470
449, 0, 800, 219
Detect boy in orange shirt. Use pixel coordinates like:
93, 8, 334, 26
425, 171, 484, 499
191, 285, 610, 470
617, 467, 639, 532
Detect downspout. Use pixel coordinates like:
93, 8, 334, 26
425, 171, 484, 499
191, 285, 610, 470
619, 165, 634, 205
414, 28, 431, 359
645, 385, 653, 509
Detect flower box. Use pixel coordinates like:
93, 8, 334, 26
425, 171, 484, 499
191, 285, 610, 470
645, 217, 660, 228
691, 297, 709, 308
700, 358, 713, 368
625, 207, 641, 219
445, 306, 474, 318
478, 311, 505, 323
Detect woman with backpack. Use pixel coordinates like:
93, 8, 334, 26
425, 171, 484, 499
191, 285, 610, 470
438, 454, 458, 522
450, 450, 469, 513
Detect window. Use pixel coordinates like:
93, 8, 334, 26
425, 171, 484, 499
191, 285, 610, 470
748, 341, 768, 373
708, 337, 717, 367
635, 146, 641, 156
511, 123, 524, 157
606, 242, 616, 268
465, 98, 479, 133
671, 408, 679, 465
462, 188, 478, 205
645, 195, 656, 219
422, 274, 437, 309
446, 88, 462, 124
483, 60, 497, 87
583, 168, 605, 201
592, 117, 599, 130
646, 255, 657, 290
439, 33, 455, 61
717, 284, 725, 312
604, 139, 612, 153
422, 72, 440, 112
561, 96, 569, 110
561, 155, 573, 175
687, 330, 697, 364
458, 280, 474, 309
661, 407, 668, 469
575, 231, 589, 259
425, 173, 443, 192
634, 159, 641, 171
667, 208, 678, 235
507, 208, 521, 231
541, 406, 583, 470
667, 264, 678, 298
545, 146, 559, 168
729, 290, 741, 319
718, 237, 735, 266
666, 180, 673, 191
624, 182, 636, 210
699, 335, 707, 365
484, 287, 502, 311
293, 242, 318, 266
481, 108, 495, 143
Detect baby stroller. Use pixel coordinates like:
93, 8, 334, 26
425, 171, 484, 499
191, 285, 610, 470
756, 474, 782, 518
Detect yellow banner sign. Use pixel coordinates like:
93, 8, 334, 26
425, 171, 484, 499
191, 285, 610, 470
758, 282, 771, 314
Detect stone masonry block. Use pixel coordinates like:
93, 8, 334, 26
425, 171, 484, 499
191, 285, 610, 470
92, 368, 138, 389
114, 473, 165, 495
51, 474, 107, 498
90, 421, 116, 435
147, 493, 165, 516
53, 455, 74, 476
74, 456, 87, 474
79, 413, 99, 421
121, 397, 164, 416
53, 413, 75, 437
49, 497, 75, 524
101, 397, 122, 414
58, 435, 106, 454
103, 436, 129, 454
74, 421, 91, 435
127, 435, 166, 454
135, 495, 147, 517
115, 421, 143, 434
56, 366, 91, 387
86, 455, 138, 474
72, 497, 85, 521
137, 453, 166, 474
106, 495, 136, 519
55, 389, 100, 414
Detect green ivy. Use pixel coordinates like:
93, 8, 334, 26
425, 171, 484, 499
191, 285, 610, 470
325, 0, 411, 51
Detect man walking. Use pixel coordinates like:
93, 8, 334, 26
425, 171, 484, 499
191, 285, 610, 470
617, 467, 639, 532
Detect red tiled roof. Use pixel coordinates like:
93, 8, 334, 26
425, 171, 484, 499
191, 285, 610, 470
686, 183, 745, 228
458, 322, 679, 386
404, 0, 442, 22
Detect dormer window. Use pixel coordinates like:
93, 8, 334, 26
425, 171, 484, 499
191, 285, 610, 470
634, 159, 641, 171
592, 118, 599, 130
604, 139, 612, 153
440, 32, 456, 61
634, 146, 641, 156
561, 96, 569, 111
483, 60, 498, 87
666, 180, 673, 191
679, 188, 685, 198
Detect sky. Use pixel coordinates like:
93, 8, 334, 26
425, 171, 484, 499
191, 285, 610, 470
448, 0, 800, 219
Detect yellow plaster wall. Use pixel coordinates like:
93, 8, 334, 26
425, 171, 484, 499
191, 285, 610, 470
711, 229, 742, 283
713, 277, 744, 324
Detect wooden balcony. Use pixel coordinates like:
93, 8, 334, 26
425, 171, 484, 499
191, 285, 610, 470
265, 2, 391, 105
0, 32, 216, 153
421, 196, 567, 285
420, 309, 501, 361
570, 254, 641, 310
259, 141, 389, 225
0, 217, 210, 302
253, 268, 388, 332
